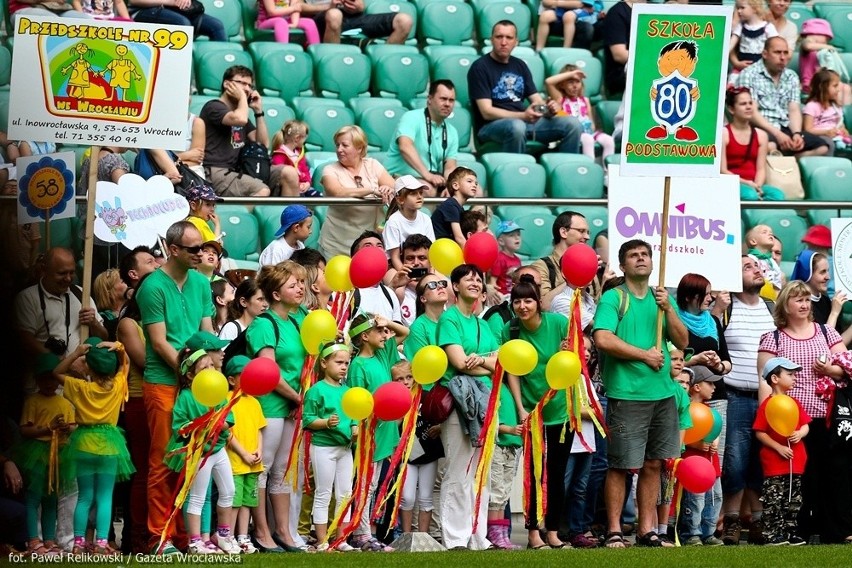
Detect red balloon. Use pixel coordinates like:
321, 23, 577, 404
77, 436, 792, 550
463, 232, 499, 272
676, 455, 716, 494
372, 381, 412, 421
240, 357, 280, 396
350, 246, 388, 289
560, 243, 599, 288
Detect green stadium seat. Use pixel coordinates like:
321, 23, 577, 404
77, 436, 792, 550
253, 204, 284, 248
799, 156, 852, 188
306, 151, 338, 172
488, 211, 504, 236
539, 153, 594, 178
314, 51, 372, 100
365, 0, 419, 44
595, 100, 621, 135
548, 52, 603, 101
371, 51, 430, 107
307, 44, 361, 60
292, 98, 355, 151
497, 205, 552, 221
194, 48, 253, 95
824, 11, 852, 51
365, 43, 420, 61
248, 41, 304, 61
547, 162, 605, 198
565, 205, 608, 235
240, 0, 274, 43
476, 1, 533, 46
0, 90, 9, 132
255, 48, 314, 102
488, 162, 546, 199
0, 45, 10, 90
353, 101, 405, 151
813, 2, 851, 19
742, 210, 807, 262
428, 52, 476, 107
189, 95, 217, 116
262, 97, 296, 136
784, 4, 815, 30
446, 106, 473, 151
423, 45, 478, 61
199, 0, 243, 42
216, 205, 261, 261
419, 0, 475, 46
515, 212, 558, 258
349, 97, 406, 116
480, 152, 535, 179
807, 164, 852, 201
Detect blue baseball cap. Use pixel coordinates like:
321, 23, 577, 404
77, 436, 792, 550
761, 357, 802, 380
275, 205, 312, 238
496, 220, 523, 237
186, 183, 223, 203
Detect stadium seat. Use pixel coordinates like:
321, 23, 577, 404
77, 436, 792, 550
314, 51, 371, 100
365, 0, 419, 44
563, 205, 609, 235
216, 205, 261, 261
240, 0, 274, 43
742, 210, 807, 262
784, 4, 815, 30
248, 41, 304, 61
423, 45, 478, 61
262, 97, 296, 136
548, 51, 603, 101
419, 0, 475, 46
306, 151, 337, 172
539, 47, 590, 75
496, 205, 552, 221
194, 48, 253, 95
189, 95, 217, 116
254, 204, 321, 249
428, 52, 476, 107
0, 45, 10, 90
372, 51, 430, 107
547, 162, 605, 199
365, 43, 420, 60
349, 97, 406, 116
307, 44, 361, 60
353, 101, 406, 151
292, 98, 355, 151
480, 152, 535, 180
807, 164, 852, 202
595, 100, 621, 135
515, 212, 558, 258
813, 2, 851, 19
476, 1, 533, 46
489, 162, 547, 199
199, 0, 242, 42
255, 48, 313, 102
446, 106, 473, 151
539, 153, 594, 179
823, 11, 852, 51
799, 156, 852, 188
0, 85, 9, 130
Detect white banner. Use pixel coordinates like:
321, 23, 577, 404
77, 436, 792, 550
607, 165, 743, 292
831, 218, 852, 297
93, 174, 188, 248
16, 151, 76, 224
8, 16, 192, 149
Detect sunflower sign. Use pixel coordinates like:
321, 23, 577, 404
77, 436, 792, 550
8, 16, 192, 149
619, 4, 732, 177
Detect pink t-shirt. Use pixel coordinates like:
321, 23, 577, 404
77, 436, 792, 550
492, 251, 521, 295
799, 50, 819, 93
803, 101, 843, 131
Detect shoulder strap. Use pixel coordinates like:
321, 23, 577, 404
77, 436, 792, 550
616, 284, 630, 321
819, 322, 829, 343
258, 311, 280, 345
541, 256, 557, 289
723, 302, 733, 331
379, 284, 394, 309
509, 317, 521, 340
773, 328, 780, 350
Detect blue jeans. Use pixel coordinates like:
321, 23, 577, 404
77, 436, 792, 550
582, 396, 608, 529
721, 389, 762, 494
679, 477, 722, 540
133, 7, 227, 41
564, 452, 593, 536
477, 115, 582, 154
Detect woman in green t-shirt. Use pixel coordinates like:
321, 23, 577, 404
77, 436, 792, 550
403, 274, 449, 366
436, 264, 499, 551
503, 277, 573, 549
245, 261, 308, 553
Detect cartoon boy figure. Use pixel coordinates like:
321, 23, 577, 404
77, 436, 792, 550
101, 44, 143, 102
647, 40, 700, 142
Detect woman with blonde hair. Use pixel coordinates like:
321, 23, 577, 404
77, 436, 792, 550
93, 268, 128, 340
317, 126, 395, 257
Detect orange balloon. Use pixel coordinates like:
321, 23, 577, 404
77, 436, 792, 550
766, 394, 799, 437
684, 402, 714, 444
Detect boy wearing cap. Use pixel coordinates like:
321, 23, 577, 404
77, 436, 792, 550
679, 367, 724, 546
258, 205, 313, 267
384, 175, 436, 271
489, 220, 523, 298
753, 357, 810, 546
186, 184, 225, 246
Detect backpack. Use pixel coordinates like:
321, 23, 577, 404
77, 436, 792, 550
237, 142, 271, 183
541, 256, 559, 290
721, 298, 775, 331
222, 312, 283, 367
483, 301, 513, 328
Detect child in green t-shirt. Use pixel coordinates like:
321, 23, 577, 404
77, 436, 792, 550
487, 383, 523, 550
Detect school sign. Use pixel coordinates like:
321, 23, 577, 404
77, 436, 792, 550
620, 5, 732, 177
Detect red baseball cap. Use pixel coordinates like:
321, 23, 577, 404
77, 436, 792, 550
801, 225, 831, 248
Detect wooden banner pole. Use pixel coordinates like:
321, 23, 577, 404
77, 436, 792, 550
655, 176, 672, 350
80, 145, 100, 343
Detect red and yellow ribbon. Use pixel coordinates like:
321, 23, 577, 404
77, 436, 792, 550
471, 363, 503, 534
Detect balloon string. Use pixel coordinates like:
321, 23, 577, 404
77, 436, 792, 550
788, 440, 793, 502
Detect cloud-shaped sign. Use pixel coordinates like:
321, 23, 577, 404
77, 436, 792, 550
94, 174, 189, 248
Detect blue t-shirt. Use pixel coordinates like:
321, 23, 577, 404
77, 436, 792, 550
431, 197, 464, 241
468, 54, 537, 131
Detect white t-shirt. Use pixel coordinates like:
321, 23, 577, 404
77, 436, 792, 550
400, 286, 417, 327
217, 319, 245, 342
383, 211, 436, 252
722, 295, 776, 391
549, 286, 597, 330
356, 285, 402, 322
259, 238, 304, 267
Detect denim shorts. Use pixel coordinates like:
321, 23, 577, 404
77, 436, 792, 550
606, 396, 680, 470
721, 388, 763, 493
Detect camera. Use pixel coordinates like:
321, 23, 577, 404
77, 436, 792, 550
409, 267, 429, 279
533, 103, 555, 118
44, 336, 67, 357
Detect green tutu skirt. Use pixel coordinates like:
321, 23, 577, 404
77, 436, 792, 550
62, 424, 135, 483
12, 438, 51, 492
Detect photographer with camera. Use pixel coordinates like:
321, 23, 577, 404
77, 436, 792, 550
385, 80, 461, 198
468, 20, 582, 155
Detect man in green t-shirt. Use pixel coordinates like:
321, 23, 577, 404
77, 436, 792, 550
593, 239, 688, 548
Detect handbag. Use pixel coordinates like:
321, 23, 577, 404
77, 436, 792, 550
421, 384, 454, 424
134, 149, 206, 198
765, 151, 804, 199
165, 0, 205, 19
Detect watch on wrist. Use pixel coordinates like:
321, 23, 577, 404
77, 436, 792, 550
254, 112, 265, 118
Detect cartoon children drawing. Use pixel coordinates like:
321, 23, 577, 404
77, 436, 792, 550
100, 44, 142, 102
647, 40, 701, 142
61, 42, 95, 100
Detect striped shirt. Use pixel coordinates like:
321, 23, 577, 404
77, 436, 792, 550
722, 296, 776, 392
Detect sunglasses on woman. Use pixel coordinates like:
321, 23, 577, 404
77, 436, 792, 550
425, 280, 448, 290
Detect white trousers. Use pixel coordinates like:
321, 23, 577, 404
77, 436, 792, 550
310, 444, 353, 525
353, 465, 381, 536
187, 448, 235, 515
400, 461, 438, 512
439, 412, 489, 550
259, 418, 296, 495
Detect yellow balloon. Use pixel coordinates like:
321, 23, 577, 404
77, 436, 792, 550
412, 346, 448, 385
342, 386, 374, 420
766, 393, 799, 437
191, 368, 229, 407
498, 339, 538, 376
325, 255, 354, 292
428, 238, 465, 277
545, 351, 582, 390
300, 309, 338, 355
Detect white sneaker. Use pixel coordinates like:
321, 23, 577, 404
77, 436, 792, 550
336, 542, 359, 552
189, 541, 221, 555
237, 537, 257, 554
217, 535, 242, 555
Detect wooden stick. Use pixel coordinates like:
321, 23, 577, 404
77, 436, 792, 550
655, 176, 672, 350
45, 209, 51, 250
80, 146, 100, 343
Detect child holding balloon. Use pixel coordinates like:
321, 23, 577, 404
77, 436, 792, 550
166, 347, 239, 555
303, 340, 358, 552
753, 357, 810, 546
678, 367, 724, 546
